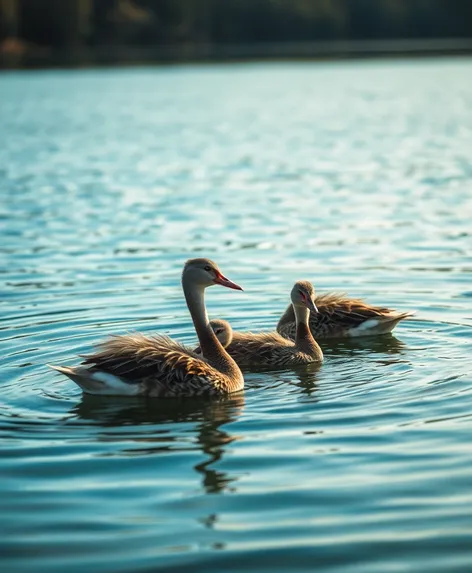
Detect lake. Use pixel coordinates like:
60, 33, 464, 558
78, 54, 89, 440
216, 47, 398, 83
1, 58, 472, 573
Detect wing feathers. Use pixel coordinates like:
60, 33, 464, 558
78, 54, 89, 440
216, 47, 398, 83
81, 333, 211, 383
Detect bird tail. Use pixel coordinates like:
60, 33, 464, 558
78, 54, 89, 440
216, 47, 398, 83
382, 311, 415, 325
47, 364, 139, 396
365, 311, 415, 335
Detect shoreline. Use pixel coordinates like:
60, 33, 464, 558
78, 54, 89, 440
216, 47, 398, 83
2, 37, 472, 70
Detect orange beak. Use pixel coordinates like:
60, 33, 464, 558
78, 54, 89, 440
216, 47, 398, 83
213, 271, 243, 291
307, 298, 319, 313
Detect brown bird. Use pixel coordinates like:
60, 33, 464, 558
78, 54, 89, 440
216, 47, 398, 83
48, 258, 244, 397
277, 291, 413, 340
196, 281, 323, 367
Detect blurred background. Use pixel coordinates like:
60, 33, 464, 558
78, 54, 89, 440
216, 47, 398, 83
2, 0, 472, 68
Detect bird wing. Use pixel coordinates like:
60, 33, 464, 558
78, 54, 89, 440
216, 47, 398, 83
312, 293, 393, 327
80, 333, 221, 394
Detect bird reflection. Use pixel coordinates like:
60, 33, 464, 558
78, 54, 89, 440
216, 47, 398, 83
320, 333, 407, 357
292, 362, 322, 395
70, 393, 245, 494
241, 361, 322, 398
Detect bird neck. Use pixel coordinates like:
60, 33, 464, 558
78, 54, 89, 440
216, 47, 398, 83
183, 278, 214, 354
182, 278, 242, 382
293, 304, 322, 357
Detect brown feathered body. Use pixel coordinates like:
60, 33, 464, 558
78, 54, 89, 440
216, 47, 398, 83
60, 333, 243, 397
224, 329, 323, 367
196, 280, 324, 368
277, 293, 413, 340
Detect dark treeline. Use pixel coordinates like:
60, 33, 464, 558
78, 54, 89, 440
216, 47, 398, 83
1, 0, 472, 66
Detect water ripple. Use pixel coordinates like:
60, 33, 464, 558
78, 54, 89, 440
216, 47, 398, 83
1, 60, 472, 573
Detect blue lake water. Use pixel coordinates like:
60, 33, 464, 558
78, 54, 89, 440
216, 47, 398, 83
1, 58, 472, 572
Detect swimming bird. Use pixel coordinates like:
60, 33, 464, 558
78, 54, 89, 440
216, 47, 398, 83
196, 281, 323, 367
48, 258, 244, 397
277, 292, 413, 340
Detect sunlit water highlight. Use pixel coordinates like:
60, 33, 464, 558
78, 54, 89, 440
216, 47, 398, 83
1, 59, 472, 572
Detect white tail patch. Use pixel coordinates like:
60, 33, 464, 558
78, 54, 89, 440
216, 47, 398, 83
351, 319, 381, 334
348, 312, 413, 337
90, 371, 140, 396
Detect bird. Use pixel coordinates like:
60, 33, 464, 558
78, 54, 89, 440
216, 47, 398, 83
48, 258, 245, 397
195, 281, 323, 367
196, 318, 233, 351
277, 291, 413, 340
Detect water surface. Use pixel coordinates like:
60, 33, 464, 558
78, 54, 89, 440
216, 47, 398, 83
1, 59, 472, 572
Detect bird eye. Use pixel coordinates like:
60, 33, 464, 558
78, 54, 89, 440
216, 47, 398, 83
299, 290, 306, 300
204, 265, 212, 272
